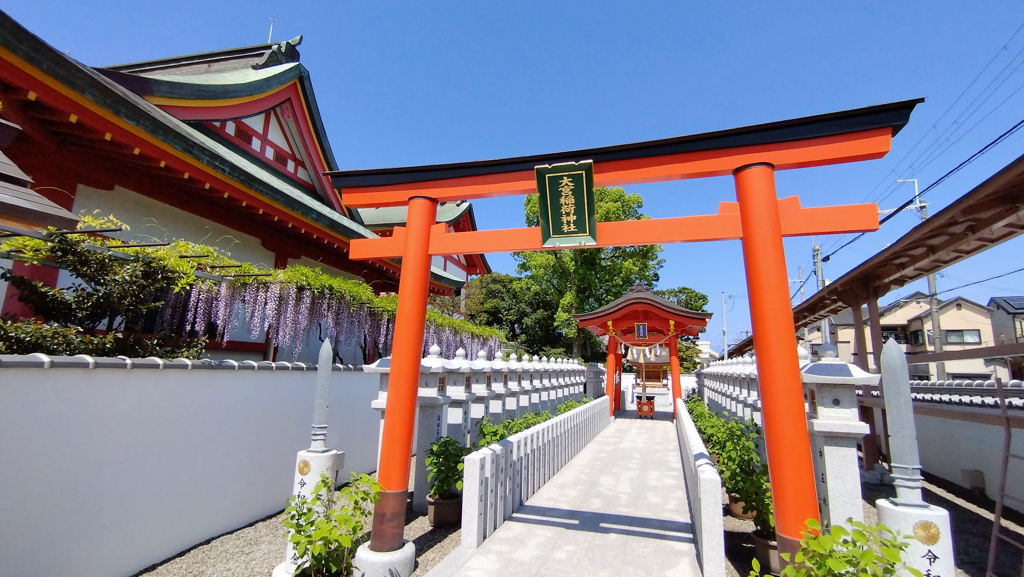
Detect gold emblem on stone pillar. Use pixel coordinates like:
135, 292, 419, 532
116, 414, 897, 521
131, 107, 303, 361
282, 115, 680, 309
913, 520, 940, 545
297, 459, 311, 476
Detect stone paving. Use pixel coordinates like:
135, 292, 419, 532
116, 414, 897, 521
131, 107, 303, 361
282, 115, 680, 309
428, 410, 700, 577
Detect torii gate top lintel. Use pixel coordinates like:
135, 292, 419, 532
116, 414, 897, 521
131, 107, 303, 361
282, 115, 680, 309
330, 98, 922, 208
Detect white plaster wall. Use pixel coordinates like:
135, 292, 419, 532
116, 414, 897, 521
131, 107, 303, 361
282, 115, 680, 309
915, 412, 1024, 502
0, 365, 380, 577
74, 185, 275, 267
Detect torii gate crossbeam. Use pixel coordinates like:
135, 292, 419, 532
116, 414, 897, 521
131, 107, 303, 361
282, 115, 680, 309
331, 99, 922, 565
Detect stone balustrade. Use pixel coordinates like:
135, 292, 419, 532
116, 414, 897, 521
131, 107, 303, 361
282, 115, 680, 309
365, 346, 591, 513
461, 395, 612, 548
674, 397, 725, 577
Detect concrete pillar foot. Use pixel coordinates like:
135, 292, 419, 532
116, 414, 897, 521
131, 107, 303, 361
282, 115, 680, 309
353, 540, 416, 577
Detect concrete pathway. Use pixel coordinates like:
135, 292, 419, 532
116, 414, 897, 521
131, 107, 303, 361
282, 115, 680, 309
427, 410, 700, 577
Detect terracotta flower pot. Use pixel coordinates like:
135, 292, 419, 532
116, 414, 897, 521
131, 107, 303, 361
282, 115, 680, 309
727, 494, 755, 520
752, 530, 780, 575
427, 494, 462, 528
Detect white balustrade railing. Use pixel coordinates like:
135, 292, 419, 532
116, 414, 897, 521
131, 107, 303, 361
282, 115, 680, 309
461, 395, 612, 548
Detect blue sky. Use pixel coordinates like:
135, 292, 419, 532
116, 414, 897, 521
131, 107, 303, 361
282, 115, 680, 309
7, 2, 1024, 353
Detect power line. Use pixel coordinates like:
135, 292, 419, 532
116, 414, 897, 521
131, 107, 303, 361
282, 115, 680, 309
935, 266, 1024, 296
791, 271, 814, 301
822, 114, 1024, 262
817, 20, 1024, 257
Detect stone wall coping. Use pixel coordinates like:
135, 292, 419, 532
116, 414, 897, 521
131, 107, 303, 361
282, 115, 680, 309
0, 354, 363, 372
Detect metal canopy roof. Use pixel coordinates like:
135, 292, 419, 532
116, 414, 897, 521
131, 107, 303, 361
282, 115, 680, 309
729, 153, 1024, 357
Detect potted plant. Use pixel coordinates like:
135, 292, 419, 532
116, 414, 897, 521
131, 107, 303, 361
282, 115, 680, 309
717, 419, 762, 520
425, 436, 467, 527
741, 467, 778, 575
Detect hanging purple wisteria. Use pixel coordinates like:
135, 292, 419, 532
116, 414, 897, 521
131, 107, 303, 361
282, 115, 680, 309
161, 280, 502, 362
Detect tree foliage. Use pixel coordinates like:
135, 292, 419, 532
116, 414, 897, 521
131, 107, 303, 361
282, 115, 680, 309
464, 273, 567, 356
657, 286, 710, 373
515, 187, 664, 357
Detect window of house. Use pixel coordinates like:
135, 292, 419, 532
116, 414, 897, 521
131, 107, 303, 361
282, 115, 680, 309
909, 330, 925, 346
881, 329, 907, 344
944, 329, 981, 344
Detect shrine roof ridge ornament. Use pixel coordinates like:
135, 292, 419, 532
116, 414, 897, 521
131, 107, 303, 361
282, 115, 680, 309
328, 99, 922, 190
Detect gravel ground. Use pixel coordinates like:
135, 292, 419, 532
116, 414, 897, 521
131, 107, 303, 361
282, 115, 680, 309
134, 460, 1024, 577
134, 458, 463, 577
722, 475, 1024, 577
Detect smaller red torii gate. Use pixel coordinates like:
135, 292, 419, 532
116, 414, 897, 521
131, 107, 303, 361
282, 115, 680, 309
575, 283, 712, 415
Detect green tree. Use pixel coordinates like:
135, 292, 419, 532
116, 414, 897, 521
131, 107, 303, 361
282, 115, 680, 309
464, 273, 567, 355
516, 187, 664, 358
657, 286, 710, 373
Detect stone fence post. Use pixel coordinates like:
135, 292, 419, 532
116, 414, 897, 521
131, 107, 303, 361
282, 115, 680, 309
529, 356, 543, 412
444, 347, 476, 448
800, 344, 873, 528
487, 352, 512, 422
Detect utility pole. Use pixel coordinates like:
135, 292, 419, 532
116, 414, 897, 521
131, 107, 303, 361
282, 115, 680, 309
813, 244, 830, 345
790, 267, 808, 342
897, 179, 945, 380
721, 292, 728, 360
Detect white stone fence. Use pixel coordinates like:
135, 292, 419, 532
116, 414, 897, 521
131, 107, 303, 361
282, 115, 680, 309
365, 346, 603, 513
0, 353, 380, 577
460, 395, 611, 547
695, 354, 1024, 504
674, 397, 725, 577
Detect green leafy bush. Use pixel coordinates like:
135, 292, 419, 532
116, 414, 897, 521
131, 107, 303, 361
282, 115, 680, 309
0, 217, 206, 358
750, 519, 922, 577
555, 396, 593, 415
283, 472, 381, 577
426, 437, 469, 499
686, 396, 775, 539
476, 410, 555, 447
0, 319, 206, 358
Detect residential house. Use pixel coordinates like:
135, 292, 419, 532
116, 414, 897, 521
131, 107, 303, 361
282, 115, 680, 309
803, 292, 1008, 380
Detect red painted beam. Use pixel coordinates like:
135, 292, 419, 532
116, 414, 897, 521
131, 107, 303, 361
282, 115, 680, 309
349, 199, 880, 260
339, 128, 893, 208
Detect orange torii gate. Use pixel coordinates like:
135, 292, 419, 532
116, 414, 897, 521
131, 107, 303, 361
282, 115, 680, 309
329, 99, 921, 563
575, 283, 713, 414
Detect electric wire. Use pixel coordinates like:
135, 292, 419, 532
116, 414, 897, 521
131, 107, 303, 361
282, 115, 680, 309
822, 115, 1024, 262
791, 271, 814, 301
934, 266, 1024, 296
817, 20, 1024, 256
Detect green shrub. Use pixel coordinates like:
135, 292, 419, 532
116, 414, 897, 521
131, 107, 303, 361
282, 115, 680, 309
476, 410, 555, 448
283, 472, 381, 577
555, 397, 592, 414
686, 396, 775, 539
750, 519, 922, 577
0, 319, 206, 358
426, 437, 469, 499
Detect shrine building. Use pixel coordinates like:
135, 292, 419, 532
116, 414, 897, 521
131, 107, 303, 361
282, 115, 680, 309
0, 11, 488, 350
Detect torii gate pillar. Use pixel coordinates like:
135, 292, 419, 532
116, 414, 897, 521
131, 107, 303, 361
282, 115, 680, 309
668, 334, 682, 405
734, 163, 818, 559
